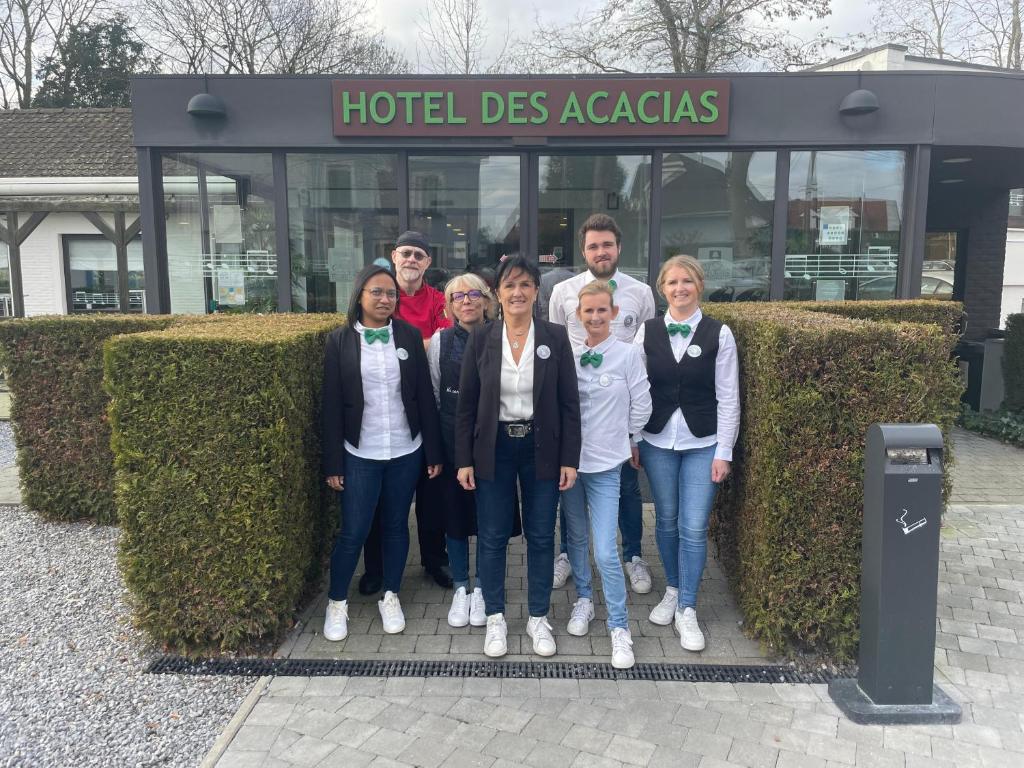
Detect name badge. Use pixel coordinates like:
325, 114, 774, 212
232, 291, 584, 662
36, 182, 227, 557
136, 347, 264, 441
686, 344, 702, 358
537, 345, 551, 359
396, 347, 409, 360
599, 374, 612, 387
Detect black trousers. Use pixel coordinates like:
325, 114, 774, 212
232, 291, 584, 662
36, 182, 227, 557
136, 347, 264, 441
362, 467, 448, 576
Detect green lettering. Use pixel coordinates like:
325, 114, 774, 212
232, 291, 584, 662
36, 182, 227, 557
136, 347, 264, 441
637, 91, 659, 124
395, 91, 422, 124
610, 91, 637, 124
560, 92, 585, 124
664, 91, 672, 122
342, 91, 367, 124
585, 90, 609, 123
481, 92, 504, 123
508, 91, 528, 124
529, 91, 548, 124
423, 91, 444, 124
699, 90, 719, 124
446, 92, 467, 124
672, 91, 698, 123
369, 92, 396, 124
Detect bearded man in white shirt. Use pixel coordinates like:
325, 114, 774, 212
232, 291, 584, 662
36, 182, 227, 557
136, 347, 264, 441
548, 213, 656, 595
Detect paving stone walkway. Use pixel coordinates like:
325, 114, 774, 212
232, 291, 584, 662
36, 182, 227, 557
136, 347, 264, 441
209, 428, 1024, 768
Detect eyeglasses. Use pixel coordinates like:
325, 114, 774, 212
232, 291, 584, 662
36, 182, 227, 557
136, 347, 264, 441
451, 289, 484, 303
363, 287, 399, 300
395, 248, 428, 262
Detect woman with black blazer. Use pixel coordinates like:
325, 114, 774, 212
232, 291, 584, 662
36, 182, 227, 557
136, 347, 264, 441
455, 255, 582, 659
321, 264, 443, 642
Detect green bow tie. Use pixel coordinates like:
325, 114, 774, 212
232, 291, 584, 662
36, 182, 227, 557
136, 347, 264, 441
580, 350, 603, 368
363, 327, 390, 344
607, 279, 617, 292
668, 323, 692, 338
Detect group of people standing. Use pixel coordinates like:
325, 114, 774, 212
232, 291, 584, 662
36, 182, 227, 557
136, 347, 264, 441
321, 215, 740, 669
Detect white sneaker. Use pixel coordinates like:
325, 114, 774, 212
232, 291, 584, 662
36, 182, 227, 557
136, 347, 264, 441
448, 586, 470, 628
378, 590, 406, 634
323, 599, 348, 641
484, 613, 508, 657
567, 597, 594, 636
610, 627, 635, 669
649, 587, 678, 626
676, 606, 705, 651
469, 587, 487, 627
625, 556, 653, 594
526, 615, 557, 657
553, 552, 572, 588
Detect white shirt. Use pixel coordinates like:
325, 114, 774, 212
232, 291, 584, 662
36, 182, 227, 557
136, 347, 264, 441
634, 307, 740, 462
549, 268, 657, 346
499, 321, 535, 421
345, 320, 422, 461
573, 335, 652, 474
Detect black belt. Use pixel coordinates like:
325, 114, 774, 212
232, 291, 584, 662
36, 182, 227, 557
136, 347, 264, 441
499, 420, 533, 438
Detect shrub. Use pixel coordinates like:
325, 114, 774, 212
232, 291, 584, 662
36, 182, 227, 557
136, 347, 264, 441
1004, 313, 1024, 412
783, 299, 964, 338
959, 405, 1024, 447
0, 315, 179, 523
105, 313, 344, 653
703, 304, 962, 659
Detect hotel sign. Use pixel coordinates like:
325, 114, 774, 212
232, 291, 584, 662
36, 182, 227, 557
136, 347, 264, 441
332, 79, 730, 137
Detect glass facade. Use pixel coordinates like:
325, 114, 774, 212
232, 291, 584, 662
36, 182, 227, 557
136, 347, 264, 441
288, 153, 399, 313
65, 237, 145, 313
163, 153, 277, 314
408, 154, 521, 290
660, 152, 775, 302
0, 241, 11, 317
785, 150, 905, 301
144, 148, 912, 312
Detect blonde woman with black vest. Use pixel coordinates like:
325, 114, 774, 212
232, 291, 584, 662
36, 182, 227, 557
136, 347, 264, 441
633, 255, 739, 652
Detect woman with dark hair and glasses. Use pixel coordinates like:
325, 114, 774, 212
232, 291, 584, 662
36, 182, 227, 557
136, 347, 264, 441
455, 255, 581, 658
321, 264, 443, 642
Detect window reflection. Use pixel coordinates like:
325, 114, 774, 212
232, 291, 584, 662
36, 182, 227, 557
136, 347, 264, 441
288, 154, 399, 313
409, 155, 521, 291
785, 150, 905, 301
65, 237, 145, 313
660, 152, 775, 303
0, 242, 11, 317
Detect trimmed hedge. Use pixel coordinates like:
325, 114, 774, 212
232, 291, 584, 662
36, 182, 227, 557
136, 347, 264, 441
704, 303, 962, 659
0, 315, 179, 523
105, 314, 345, 653
1004, 313, 1024, 412
782, 299, 964, 338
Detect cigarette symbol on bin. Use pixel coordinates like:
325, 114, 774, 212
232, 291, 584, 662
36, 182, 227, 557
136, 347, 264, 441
898, 509, 927, 535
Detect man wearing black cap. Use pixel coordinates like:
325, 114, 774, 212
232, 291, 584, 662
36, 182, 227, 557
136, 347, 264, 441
358, 231, 453, 594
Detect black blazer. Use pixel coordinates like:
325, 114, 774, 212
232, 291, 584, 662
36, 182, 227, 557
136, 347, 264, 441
321, 318, 443, 477
454, 319, 581, 482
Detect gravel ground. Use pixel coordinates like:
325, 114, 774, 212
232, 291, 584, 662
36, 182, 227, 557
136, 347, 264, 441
0, 505, 255, 767
0, 422, 15, 469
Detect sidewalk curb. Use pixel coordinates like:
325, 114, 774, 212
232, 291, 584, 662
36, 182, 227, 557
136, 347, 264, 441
199, 675, 271, 768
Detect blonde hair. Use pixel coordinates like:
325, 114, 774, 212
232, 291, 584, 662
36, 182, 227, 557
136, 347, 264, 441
444, 272, 496, 321
656, 255, 705, 299
576, 280, 616, 307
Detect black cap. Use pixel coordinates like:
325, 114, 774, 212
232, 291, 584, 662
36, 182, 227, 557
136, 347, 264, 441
395, 230, 431, 256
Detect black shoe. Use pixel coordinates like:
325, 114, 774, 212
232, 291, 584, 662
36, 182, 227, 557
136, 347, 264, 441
425, 564, 453, 589
358, 572, 382, 595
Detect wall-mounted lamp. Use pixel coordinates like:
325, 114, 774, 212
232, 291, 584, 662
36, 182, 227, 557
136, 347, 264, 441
187, 75, 227, 118
839, 89, 880, 116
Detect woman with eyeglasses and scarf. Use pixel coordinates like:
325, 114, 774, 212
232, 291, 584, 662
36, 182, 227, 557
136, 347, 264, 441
321, 264, 443, 642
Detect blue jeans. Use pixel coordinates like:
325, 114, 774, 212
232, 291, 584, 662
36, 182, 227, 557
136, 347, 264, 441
328, 447, 422, 600
447, 534, 481, 590
559, 461, 643, 561
561, 464, 629, 630
475, 429, 560, 617
638, 442, 719, 609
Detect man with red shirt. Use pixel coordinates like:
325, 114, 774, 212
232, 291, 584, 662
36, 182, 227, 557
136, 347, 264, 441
358, 231, 453, 595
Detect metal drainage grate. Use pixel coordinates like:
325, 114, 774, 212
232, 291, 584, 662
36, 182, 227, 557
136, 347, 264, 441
147, 657, 836, 684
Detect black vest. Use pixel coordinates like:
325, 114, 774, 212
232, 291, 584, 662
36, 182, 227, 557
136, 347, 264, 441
643, 316, 722, 438
438, 324, 469, 463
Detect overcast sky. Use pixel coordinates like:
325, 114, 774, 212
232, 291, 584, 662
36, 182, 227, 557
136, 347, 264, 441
369, 0, 876, 71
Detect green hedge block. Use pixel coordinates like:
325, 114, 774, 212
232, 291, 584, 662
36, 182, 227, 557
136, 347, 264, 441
1004, 313, 1024, 412
105, 314, 345, 653
781, 299, 964, 338
703, 303, 962, 659
0, 314, 180, 523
